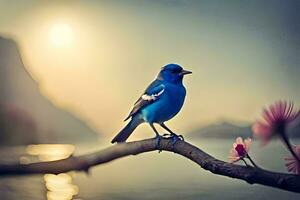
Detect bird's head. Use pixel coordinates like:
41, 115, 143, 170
158, 63, 192, 83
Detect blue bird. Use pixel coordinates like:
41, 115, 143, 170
111, 64, 192, 147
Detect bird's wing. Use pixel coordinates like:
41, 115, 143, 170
124, 80, 165, 121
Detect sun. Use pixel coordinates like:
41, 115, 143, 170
49, 23, 74, 47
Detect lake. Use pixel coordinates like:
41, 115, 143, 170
0, 138, 300, 200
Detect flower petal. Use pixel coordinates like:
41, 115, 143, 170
284, 145, 300, 174
244, 138, 252, 152
236, 137, 243, 144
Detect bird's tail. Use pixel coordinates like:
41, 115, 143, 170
111, 116, 143, 143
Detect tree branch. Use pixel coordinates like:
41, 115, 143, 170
0, 138, 299, 193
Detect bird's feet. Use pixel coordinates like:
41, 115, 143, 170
162, 133, 184, 150
155, 135, 163, 153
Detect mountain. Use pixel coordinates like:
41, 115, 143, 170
288, 121, 300, 138
188, 121, 253, 139
0, 36, 100, 145
188, 120, 300, 139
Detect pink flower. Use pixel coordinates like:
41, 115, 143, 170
229, 137, 252, 163
252, 101, 300, 144
285, 145, 300, 174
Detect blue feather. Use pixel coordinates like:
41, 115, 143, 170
112, 63, 191, 143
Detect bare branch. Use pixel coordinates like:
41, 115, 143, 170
0, 138, 299, 193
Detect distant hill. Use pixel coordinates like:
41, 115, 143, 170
0, 36, 100, 145
288, 121, 300, 138
188, 121, 252, 139
188, 120, 300, 139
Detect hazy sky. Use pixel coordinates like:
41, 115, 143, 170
0, 0, 299, 137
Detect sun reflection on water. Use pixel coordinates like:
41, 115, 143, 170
44, 173, 78, 200
26, 144, 75, 161
25, 144, 79, 200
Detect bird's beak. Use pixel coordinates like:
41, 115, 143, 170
180, 69, 192, 76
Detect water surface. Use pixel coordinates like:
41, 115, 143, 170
0, 139, 299, 200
